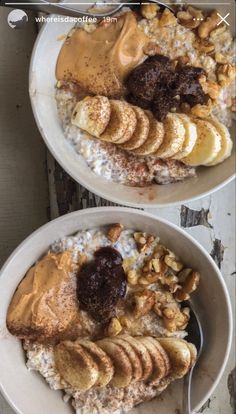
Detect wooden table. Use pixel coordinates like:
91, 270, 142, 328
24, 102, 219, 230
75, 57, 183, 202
0, 6, 235, 414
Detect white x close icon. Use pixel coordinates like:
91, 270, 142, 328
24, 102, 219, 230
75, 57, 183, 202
217, 12, 230, 26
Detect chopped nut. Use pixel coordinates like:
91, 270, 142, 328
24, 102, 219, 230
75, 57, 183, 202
146, 273, 159, 283
162, 305, 190, 332
143, 41, 161, 56
215, 52, 228, 64
217, 64, 236, 87
198, 76, 220, 100
164, 252, 183, 272
107, 317, 122, 337
119, 315, 132, 329
127, 269, 138, 285
107, 223, 124, 243
177, 7, 203, 29
132, 289, 155, 318
193, 39, 215, 54
138, 276, 150, 285
122, 257, 136, 273
209, 25, 227, 41
174, 271, 200, 302
159, 8, 177, 27
178, 268, 193, 283
198, 11, 222, 39
153, 244, 167, 259
141, 3, 160, 19
133, 232, 155, 253
191, 100, 213, 118
143, 258, 161, 273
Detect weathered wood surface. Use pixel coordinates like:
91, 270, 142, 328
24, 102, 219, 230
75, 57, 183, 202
0, 5, 235, 414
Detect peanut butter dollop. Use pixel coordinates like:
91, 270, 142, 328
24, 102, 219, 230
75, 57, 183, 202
7, 251, 78, 341
56, 12, 149, 96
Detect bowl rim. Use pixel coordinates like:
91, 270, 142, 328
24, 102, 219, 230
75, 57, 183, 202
28, 20, 236, 209
0, 206, 233, 413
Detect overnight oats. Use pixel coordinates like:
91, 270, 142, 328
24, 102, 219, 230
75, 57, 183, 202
7, 223, 200, 414
55, 3, 235, 187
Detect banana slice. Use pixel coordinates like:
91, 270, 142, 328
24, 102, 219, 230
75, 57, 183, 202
157, 338, 191, 379
77, 339, 114, 387
148, 337, 171, 377
100, 100, 136, 143
172, 114, 198, 160
54, 341, 99, 390
120, 106, 150, 150
155, 113, 186, 159
205, 117, 233, 166
183, 119, 222, 166
137, 337, 166, 383
110, 336, 143, 382
132, 111, 164, 155
71, 96, 111, 138
120, 335, 153, 382
96, 339, 132, 387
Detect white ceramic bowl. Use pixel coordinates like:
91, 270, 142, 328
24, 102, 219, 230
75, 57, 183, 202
29, 1, 235, 207
0, 207, 233, 414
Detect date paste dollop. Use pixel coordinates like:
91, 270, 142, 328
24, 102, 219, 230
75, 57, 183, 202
77, 247, 127, 321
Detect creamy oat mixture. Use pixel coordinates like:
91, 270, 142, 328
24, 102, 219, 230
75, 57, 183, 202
55, 6, 235, 186
23, 227, 188, 414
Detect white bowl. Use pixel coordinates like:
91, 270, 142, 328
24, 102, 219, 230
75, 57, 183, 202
0, 207, 233, 414
29, 1, 235, 208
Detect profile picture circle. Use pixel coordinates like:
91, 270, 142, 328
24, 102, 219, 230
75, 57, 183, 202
7, 9, 28, 29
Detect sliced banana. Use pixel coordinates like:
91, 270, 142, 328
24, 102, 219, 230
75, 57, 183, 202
172, 114, 198, 160
155, 113, 186, 159
183, 119, 222, 166
132, 111, 164, 155
54, 341, 99, 390
204, 117, 233, 166
71, 96, 111, 138
96, 339, 132, 387
157, 338, 191, 379
120, 106, 150, 150
100, 100, 136, 143
77, 339, 114, 387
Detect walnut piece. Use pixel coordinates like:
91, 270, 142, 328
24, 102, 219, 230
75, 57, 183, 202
141, 3, 160, 19
217, 64, 236, 87
132, 289, 155, 318
215, 52, 228, 64
177, 6, 204, 29
162, 306, 190, 332
127, 269, 138, 285
107, 223, 124, 243
198, 10, 222, 39
119, 315, 132, 329
191, 100, 213, 118
198, 75, 220, 100
174, 271, 200, 302
159, 8, 177, 27
107, 317, 122, 336
154, 290, 190, 332
133, 232, 155, 253
193, 39, 215, 54
164, 251, 183, 272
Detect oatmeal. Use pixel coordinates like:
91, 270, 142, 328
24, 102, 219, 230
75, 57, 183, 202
7, 224, 200, 414
55, 5, 234, 188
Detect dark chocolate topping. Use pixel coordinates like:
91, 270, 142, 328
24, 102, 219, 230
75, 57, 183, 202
77, 246, 127, 322
126, 55, 209, 121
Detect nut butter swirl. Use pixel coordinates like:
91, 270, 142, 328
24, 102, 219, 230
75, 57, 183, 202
7, 251, 78, 341
56, 12, 149, 97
